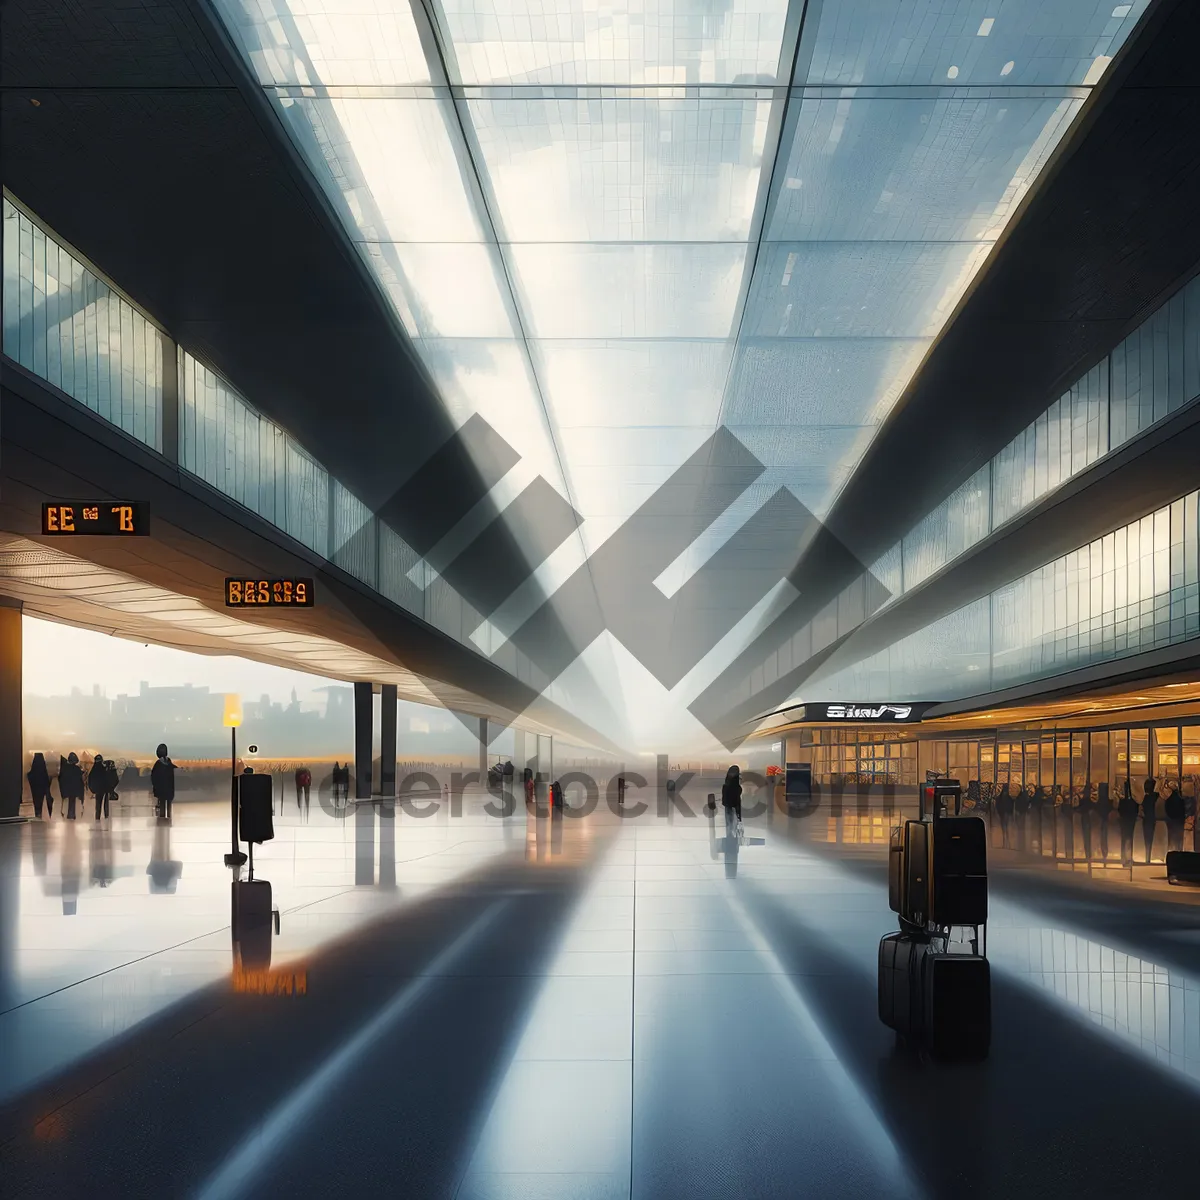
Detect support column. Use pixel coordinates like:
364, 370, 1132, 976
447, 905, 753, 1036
354, 681, 373, 800
160, 332, 179, 464
380, 684, 397, 798
478, 716, 488, 780
0, 601, 22, 819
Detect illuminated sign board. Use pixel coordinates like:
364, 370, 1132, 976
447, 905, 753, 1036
41, 502, 147, 536
801, 703, 937, 723
225, 578, 314, 607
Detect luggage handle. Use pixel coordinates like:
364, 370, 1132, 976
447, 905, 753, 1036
273, 910, 281, 935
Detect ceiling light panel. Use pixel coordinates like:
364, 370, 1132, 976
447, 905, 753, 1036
510, 243, 747, 339
743, 241, 994, 339
795, 0, 1150, 87
212, 0, 432, 85
769, 92, 1084, 243
467, 91, 773, 242
440, 0, 791, 86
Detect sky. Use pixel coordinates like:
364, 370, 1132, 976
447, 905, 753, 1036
22, 616, 338, 707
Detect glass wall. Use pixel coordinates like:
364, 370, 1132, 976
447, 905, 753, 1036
803, 728, 917, 789
3, 195, 164, 451
880, 274, 1200, 602
180, 350, 331, 559
814, 489, 1200, 703
937, 717, 1199, 866
1, 192, 563, 690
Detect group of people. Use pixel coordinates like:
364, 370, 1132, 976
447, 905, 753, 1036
987, 774, 1194, 863
26, 744, 178, 820
26, 751, 117, 820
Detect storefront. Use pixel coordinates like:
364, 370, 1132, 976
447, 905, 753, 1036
909, 719, 1199, 865
781, 710, 1199, 865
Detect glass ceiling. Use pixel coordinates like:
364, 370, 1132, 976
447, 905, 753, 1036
213, 0, 1150, 748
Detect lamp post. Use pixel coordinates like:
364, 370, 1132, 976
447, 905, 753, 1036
223, 694, 247, 867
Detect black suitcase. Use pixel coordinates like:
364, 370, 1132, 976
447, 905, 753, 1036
878, 932, 926, 1039
901, 819, 932, 926
232, 878, 276, 971
923, 950, 991, 1060
239, 773, 275, 843
888, 826, 903, 914
932, 815, 988, 926
1166, 850, 1200, 884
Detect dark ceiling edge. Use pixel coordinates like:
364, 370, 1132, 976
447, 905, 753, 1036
179, 0, 434, 403
800, 395, 1200, 690
0, 357, 622, 753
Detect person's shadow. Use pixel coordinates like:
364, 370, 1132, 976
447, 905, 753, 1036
147, 817, 183, 894
708, 812, 765, 878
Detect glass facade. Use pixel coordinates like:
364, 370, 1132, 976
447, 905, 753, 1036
885, 274, 1200, 600
180, 350, 330, 559
814, 490, 1200, 703
916, 713, 1200, 867
1, 192, 564, 687
3, 196, 164, 451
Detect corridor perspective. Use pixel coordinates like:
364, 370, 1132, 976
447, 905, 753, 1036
3, 779, 1198, 1200
5, 0, 1200, 1195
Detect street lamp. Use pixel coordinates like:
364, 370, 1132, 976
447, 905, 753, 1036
223, 694, 247, 867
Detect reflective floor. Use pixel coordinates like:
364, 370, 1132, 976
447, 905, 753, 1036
2, 783, 1198, 1198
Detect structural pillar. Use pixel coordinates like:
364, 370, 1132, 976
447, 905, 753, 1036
354, 681, 373, 800
160, 331, 179, 464
380, 684, 397, 798
478, 716, 488, 780
0, 601, 21, 819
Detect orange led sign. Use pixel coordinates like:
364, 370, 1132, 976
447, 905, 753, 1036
41, 502, 147, 536
225, 578, 314, 607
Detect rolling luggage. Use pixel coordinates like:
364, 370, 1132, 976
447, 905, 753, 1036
923, 950, 991, 1061
888, 826, 904, 912
879, 933, 990, 1058
232, 879, 278, 971
901, 819, 932, 927
878, 931, 929, 1039
931, 816, 988, 926
239, 773, 275, 844
1166, 850, 1200, 884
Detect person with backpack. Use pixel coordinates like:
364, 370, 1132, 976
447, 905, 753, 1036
151, 743, 177, 819
722, 765, 743, 834
88, 754, 108, 820
27, 752, 53, 819
101, 758, 120, 818
60, 752, 84, 820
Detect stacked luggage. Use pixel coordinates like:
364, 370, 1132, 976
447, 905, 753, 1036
879, 778, 991, 1060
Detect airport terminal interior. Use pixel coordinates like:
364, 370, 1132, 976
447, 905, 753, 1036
2, 0, 1200, 1196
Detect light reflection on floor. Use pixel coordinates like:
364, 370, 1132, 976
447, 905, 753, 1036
3, 786, 1200, 1198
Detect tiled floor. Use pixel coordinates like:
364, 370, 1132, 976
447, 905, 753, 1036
1, 784, 1198, 1197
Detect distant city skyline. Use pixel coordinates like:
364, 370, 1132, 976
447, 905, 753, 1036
23, 616, 337, 708
20, 615, 498, 760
